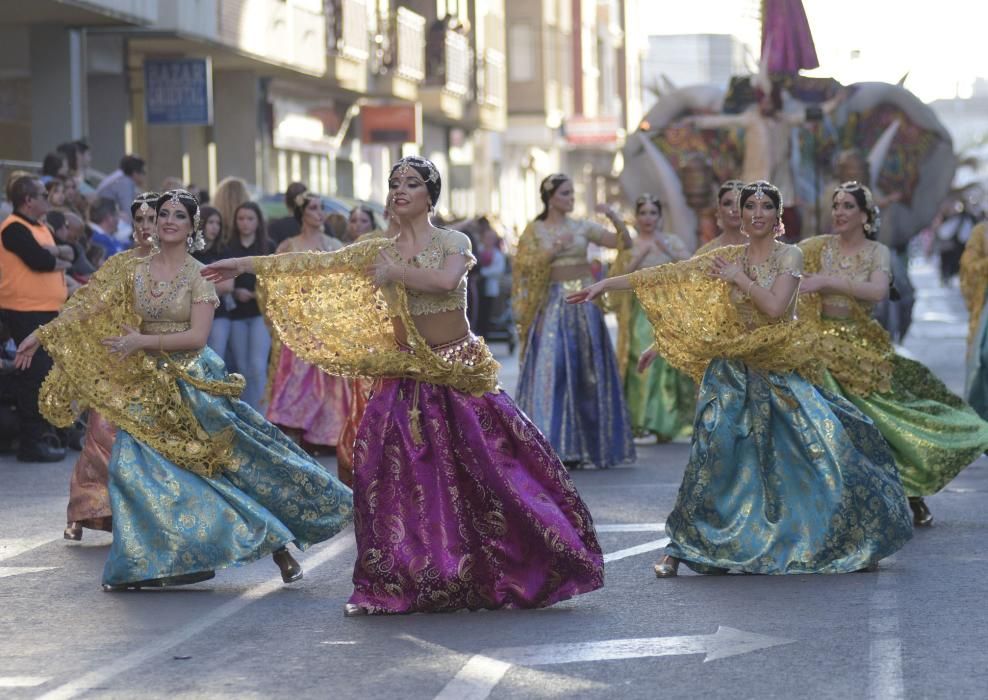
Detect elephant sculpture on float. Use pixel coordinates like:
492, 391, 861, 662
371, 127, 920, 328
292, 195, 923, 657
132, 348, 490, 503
621, 77, 956, 251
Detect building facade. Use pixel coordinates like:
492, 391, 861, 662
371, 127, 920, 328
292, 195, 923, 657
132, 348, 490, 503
0, 0, 638, 228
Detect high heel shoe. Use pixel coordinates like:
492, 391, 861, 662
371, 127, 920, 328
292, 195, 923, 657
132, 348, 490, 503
63, 522, 83, 541
653, 555, 680, 578
908, 497, 933, 527
343, 603, 368, 617
273, 547, 303, 583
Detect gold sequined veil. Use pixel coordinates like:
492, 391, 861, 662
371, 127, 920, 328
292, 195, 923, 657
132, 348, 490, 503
628, 246, 821, 382
797, 236, 893, 395
254, 237, 499, 397
35, 255, 245, 478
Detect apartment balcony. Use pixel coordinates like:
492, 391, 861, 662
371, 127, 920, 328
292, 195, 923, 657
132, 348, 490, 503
372, 6, 426, 102
217, 0, 327, 76
325, 0, 370, 93
470, 48, 506, 131
419, 27, 472, 123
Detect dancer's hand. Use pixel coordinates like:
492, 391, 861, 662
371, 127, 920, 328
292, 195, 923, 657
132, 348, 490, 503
566, 280, 608, 304
637, 346, 658, 372
798, 274, 827, 294
365, 250, 401, 288
102, 325, 145, 358
709, 255, 744, 285
201, 258, 249, 282
14, 333, 39, 370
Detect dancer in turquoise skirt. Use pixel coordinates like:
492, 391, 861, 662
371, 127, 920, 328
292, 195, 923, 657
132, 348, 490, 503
16, 190, 352, 590
569, 181, 913, 576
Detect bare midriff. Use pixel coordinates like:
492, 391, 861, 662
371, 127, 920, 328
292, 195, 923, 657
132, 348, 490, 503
391, 308, 471, 347
550, 263, 593, 282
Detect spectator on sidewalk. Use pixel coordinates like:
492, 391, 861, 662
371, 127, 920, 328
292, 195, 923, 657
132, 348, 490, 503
41, 152, 68, 184
213, 176, 252, 247
61, 211, 97, 282
268, 181, 307, 245
476, 221, 507, 339
57, 140, 97, 197
224, 201, 272, 409
0, 176, 68, 462
87, 197, 129, 259
95, 154, 146, 229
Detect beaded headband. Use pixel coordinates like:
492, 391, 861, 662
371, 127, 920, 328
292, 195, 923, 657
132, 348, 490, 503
294, 191, 319, 209
391, 156, 441, 184
719, 179, 745, 194
132, 190, 160, 216
737, 180, 784, 218
157, 189, 205, 251
540, 173, 569, 195
635, 193, 660, 206
833, 180, 881, 236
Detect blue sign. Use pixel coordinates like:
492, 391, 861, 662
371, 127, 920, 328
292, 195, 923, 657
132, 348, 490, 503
144, 58, 213, 125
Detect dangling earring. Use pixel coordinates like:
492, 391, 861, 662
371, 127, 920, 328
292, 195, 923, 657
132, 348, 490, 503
149, 231, 161, 253
863, 222, 872, 233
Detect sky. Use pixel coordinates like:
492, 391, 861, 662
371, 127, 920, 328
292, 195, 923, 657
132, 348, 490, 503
645, 0, 988, 103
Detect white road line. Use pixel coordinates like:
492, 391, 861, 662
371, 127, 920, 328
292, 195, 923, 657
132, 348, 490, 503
434, 627, 794, 700
0, 677, 49, 688
0, 566, 58, 579
0, 537, 60, 563
867, 570, 904, 700
433, 655, 513, 700
603, 538, 669, 564
37, 532, 355, 700
595, 523, 665, 533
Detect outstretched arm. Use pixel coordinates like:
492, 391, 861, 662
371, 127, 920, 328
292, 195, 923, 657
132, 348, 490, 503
566, 274, 633, 304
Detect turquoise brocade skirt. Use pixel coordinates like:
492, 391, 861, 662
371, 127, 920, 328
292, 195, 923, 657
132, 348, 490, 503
102, 348, 353, 586
665, 359, 912, 575
967, 297, 988, 422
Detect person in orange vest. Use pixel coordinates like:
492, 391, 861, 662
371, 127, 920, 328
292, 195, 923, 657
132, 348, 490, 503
0, 175, 70, 462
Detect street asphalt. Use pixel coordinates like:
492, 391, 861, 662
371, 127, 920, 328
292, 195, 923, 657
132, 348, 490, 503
1, 258, 986, 700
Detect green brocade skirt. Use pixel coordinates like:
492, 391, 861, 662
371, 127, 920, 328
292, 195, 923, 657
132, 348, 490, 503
821, 355, 988, 497
624, 299, 695, 440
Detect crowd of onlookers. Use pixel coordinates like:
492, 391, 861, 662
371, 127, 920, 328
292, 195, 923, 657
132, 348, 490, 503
0, 142, 515, 462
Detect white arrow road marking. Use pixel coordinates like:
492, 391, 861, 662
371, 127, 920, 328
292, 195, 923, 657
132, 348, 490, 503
603, 538, 669, 564
0, 566, 58, 579
434, 627, 794, 700
868, 570, 904, 700
0, 537, 59, 562
595, 522, 665, 533
37, 533, 355, 700
0, 677, 49, 688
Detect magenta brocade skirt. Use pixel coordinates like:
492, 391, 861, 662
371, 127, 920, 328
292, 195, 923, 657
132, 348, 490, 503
348, 368, 604, 613
266, 345, 350, 447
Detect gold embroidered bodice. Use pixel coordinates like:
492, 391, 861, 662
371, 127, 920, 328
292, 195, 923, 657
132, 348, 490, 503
133, 255, 219, 334
368, 228, 474, 316
634, 232, 688, 269
728, 241, 803, 328
809, 235, 891, 318
533, 218, 609, 267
